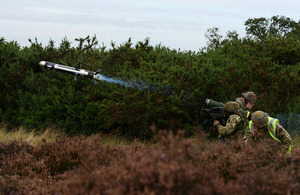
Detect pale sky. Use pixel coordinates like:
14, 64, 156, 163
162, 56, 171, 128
1, 0, 299, 51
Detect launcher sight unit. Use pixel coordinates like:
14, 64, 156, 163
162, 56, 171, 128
204, 99, 252, 120
202, 98, 252, 127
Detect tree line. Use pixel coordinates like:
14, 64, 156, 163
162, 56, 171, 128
0, 16, 299, 139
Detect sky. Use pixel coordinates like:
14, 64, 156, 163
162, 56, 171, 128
1, 0, 299, 51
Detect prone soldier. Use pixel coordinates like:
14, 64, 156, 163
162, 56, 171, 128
244, 111, 292, 154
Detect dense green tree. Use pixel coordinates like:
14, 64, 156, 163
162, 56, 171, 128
245, 15, 300, 40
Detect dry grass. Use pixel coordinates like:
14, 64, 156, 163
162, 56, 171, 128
292, 134, 300, 151
0, 124, 140, 147
88, 132, 154, 148
0, 124, 63, 146
1, 123, 299, 151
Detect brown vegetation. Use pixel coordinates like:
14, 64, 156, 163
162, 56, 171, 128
0, 130, 299, 194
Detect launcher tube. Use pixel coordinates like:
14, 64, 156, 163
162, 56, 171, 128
205, 98, 252, 120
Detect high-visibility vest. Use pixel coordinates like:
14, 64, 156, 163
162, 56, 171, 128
249, 117, 291, 153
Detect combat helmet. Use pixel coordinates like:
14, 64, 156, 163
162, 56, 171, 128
224, 101, 241, 115
242, 91, 257, 104
252, 111, 268, 127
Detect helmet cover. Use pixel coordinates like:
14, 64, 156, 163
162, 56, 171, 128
252, 110, 268, 127
242, 91, 257, 104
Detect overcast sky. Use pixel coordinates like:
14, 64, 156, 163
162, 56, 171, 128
1, 0, 299, 51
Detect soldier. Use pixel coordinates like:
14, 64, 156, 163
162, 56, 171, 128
244, 111, 292, 153
213, 101, 247, 140
234, 91, 257, 111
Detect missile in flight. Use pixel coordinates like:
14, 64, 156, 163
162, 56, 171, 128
39, 61, 132, 87
39, 61, 106, 81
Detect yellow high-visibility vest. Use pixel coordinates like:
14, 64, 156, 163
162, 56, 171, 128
249, 117, 291, 153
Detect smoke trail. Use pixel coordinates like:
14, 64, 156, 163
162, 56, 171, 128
97, 74, 131, 88
96, 73, 192, 100
97, 73, 159, 91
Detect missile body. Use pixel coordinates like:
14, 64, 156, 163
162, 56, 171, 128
39, 61, 106, 81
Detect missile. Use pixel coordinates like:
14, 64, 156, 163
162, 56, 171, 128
39, 61, 133, 87
39, 61, 106, 82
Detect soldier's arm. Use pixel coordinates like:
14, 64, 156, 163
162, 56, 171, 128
275, 123, 292, 153
216, 115, 241, 137
243, 126, 252, 144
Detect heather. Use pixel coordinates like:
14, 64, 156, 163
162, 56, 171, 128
0, 130, 299, 194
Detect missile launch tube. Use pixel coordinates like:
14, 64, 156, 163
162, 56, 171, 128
204, 98, 252, 120
205, 99, 224, 108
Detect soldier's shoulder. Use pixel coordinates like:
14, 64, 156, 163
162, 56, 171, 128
235, 97, 245, 109
228, 114, 242, 123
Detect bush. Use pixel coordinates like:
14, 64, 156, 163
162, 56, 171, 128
0, 16, 299, 138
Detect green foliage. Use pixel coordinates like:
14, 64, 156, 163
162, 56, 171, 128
0, 15, 299, 139
245, 15, 300, 40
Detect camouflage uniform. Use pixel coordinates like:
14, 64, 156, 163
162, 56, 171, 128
235, 97, 246, 110
244, 111, 292, 153
234, 91, 257, 111
216, 114, 247, 139
215, 102, 247, 139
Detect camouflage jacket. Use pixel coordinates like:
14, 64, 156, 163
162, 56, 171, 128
235, 97, 246, 110
244, 123, 292, 153
216, 114, 247, 139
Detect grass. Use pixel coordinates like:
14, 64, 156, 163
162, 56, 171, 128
0, 124, 139, 147
0, 124, 62, 146
97, 133, 137, 146
292, 134, 300, 151
0, 123, 299, 151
